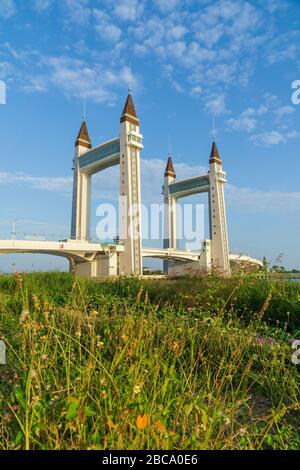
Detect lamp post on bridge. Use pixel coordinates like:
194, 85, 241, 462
11, 220, 17, 241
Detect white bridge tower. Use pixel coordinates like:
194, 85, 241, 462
162, 140, 230, 275
119, 92, 143, 275
71, 120, 92, 242
209, 141, 230, 274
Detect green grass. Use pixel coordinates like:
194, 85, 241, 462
0, 272, 299, 450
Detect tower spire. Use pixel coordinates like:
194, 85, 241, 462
165, 134, 176, 178
75, 119, 92, 149
120, 91, 139, 125
164, 156, 176, 178
209, 141, 222, 165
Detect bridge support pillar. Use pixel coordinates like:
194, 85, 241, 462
163, 156, 177, 274
74, 252, 118, 277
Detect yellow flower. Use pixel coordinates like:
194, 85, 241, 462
133, 385, 142, 395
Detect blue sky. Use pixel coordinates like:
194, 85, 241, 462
0, 0, 300, 272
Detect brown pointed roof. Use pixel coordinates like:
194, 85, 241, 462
120, 93, 139, 125
75, 120, 92, 149
164, 156, 176, 178
209, 141, 222, 165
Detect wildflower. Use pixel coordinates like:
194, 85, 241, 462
33, 295, 41, 310
97, 340, 104, 348
15, 272, 23, 289
133, 385, 142, 395
90, 310, 99, 318
172, 341, 180, 352
101, 390, 108, 399
107, 417, 115, 430
136, 414, 149, 430
155, 420, 166, 433
19, 309, 29, 324
187, 307, 193, 313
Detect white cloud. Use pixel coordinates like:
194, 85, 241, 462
23, 55, 139, 104
63, 0, 91, 25
227, 108, 258, 132
205, 94, 228, 116
33, 0, 53, 12
227, 95, 298, 144
168, 25, 187, 41
227, 184, 300, 215
23, 76, 48, 93
0, 171, 72, 192
114, 0, 143, 21
155, 0, 181, 13
250, 130, 299, 147
126, 0, 273, 108
0, 0, 16, 18
275, 105, 295, 119
259, 0, 288, 14
227, 116, 257, 132
266, 31, 300, 64
95, 23, 122, 42
93, 9, 122, 43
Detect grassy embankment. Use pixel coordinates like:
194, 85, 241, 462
0, 272, 299, 450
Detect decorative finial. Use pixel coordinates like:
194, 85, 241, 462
128, 86, 132, 95
83, 95, 86, 121
168, 134, 171, 156
212, 115, 216, 142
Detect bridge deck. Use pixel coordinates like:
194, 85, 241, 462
0, 240, 263, 268
0, 240, 124, 262
79, 138, 120, 175
169, 174, 210, 199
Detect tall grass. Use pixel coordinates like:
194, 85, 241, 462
0, 273, 299, 450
